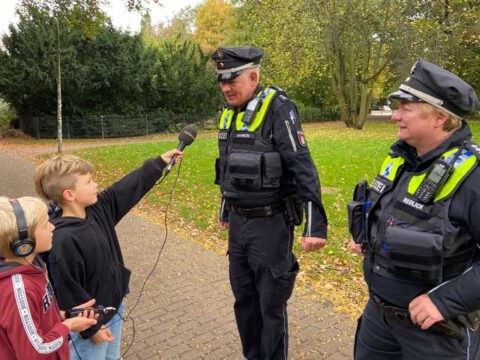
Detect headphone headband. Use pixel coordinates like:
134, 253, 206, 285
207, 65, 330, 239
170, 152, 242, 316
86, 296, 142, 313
8, 199, 35, 257
9, 199, 29, 240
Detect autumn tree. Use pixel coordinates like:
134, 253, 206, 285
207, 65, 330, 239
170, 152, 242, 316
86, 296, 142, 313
403, 0, 480, 90
17, 0, 109, 39
233, 0, 334, 108
235, 0, 421, 128
140, 6, 197, 45
193, 0, 235, 53
314, 0, 414, 129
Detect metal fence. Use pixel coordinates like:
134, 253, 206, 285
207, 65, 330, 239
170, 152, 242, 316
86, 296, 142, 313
18, 107, 340, 139
20, 112, 216, 139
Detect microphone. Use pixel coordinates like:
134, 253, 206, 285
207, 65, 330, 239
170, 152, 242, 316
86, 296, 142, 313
164, 125, 197, 176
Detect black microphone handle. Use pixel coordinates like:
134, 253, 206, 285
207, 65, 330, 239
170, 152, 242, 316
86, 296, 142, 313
165, 141, 186, 175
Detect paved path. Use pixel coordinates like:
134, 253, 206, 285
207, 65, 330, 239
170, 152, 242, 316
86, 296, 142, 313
0, 148, 355, 359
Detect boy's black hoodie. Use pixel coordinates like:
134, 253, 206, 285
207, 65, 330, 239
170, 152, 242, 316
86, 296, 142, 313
48, 157, 166, 339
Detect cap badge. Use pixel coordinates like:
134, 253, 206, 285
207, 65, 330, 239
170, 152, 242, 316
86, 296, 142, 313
216, 50, 224, 59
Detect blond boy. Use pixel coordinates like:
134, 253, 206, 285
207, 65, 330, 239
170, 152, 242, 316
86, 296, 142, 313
0, 196, 97, 360
34, 149, 181, 359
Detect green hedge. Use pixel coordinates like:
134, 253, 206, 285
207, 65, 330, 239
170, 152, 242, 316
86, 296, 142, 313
298, 106, 341, 122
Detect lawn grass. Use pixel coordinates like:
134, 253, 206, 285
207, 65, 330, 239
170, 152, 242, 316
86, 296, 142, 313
62, 120, 480, 318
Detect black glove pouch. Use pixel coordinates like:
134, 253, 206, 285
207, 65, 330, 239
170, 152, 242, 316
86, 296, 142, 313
347, 200, 366, 244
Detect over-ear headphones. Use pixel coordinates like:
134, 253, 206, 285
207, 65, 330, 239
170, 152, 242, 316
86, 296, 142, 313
8, 199, 35, 257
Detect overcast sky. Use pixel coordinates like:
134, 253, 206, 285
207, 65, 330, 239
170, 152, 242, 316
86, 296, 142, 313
0, 0, 203, 36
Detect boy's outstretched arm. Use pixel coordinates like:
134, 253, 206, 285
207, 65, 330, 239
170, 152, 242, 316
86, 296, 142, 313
98, 149, 183, 224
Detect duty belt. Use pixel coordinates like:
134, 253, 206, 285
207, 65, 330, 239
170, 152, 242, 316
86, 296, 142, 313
229, 202, 284, 218
372, 295, 412, 326
372, 295, 465, 340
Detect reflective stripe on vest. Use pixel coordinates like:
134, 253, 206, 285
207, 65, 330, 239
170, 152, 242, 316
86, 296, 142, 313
218, 87, 277, 132
405, 148, 476, 202
219, 110, 233, 130
379, 148, 476, 203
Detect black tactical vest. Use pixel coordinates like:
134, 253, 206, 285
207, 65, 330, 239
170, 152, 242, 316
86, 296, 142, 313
367, 143, 480, 285
215, 87, 291, 207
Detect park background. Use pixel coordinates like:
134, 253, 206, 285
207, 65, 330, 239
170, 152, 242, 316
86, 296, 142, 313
1, 0, 479, 317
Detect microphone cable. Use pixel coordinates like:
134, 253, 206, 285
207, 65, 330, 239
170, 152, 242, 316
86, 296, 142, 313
118, 158, 183, 359
70, 159, 183, 360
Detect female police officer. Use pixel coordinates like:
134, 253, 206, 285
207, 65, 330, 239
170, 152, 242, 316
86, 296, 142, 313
349, 59, 480, 359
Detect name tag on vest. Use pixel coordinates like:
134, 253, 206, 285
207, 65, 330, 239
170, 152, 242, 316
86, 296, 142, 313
371, 178, 387, 194
234, 132, 255, 139
401, 196, 425, 211
218, 130, 229, 141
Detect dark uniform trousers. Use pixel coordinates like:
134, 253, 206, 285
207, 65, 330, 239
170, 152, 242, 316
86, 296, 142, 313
228, 211, 298, 360
355, 298, 480, 360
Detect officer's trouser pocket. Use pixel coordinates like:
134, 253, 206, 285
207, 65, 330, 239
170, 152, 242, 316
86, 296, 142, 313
268, 259, 299, 306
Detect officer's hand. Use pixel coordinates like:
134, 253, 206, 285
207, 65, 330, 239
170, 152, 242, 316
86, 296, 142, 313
409, 294, 445, 330
348, 240, 364, 254
160, 149, 183, 164
301, 237, 327, 251
219, 221, 229, 230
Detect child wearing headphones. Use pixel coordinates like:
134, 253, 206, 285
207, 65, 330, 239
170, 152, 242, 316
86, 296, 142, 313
34, 149, 182, 360
0, 196, 98, 360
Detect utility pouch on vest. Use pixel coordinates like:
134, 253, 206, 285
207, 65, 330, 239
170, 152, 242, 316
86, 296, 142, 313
384, 226, 443, 283
348, 201, 366, 244
214, 157, 223, 185
262, 152, 282, 189
225, 151, 282, 191
226, 152, 262, 190
284, 194, 303, 226
347, 180, 369, 244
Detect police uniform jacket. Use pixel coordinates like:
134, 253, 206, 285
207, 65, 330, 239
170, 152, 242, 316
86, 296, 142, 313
217, 86, 327, 239
366, 122, 480, 320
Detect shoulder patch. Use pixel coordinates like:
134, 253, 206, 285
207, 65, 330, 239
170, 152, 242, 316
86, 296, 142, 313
297, 130, 307, 147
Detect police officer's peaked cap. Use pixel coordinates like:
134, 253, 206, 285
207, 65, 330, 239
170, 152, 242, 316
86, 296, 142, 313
211, 46, 264, 82
388, 59, 479, 118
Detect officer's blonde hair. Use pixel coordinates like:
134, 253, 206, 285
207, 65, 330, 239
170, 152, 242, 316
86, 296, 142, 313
34, 154, 95, 205
420, 103, 462, 132
0, 196, 47, 258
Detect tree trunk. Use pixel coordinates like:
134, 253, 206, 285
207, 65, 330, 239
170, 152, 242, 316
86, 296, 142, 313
330, 48, 352, 127
353, 85, 373, 129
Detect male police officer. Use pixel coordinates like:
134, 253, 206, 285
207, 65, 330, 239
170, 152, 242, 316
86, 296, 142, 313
212, 46, 328, 359
349, 59, 480, 359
